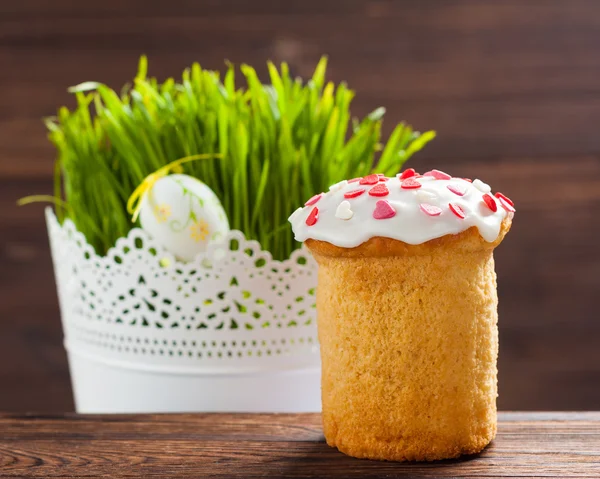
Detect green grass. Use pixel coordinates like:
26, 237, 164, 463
43, 56, 435, 261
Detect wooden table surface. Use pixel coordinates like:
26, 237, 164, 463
0, 412, 598, 478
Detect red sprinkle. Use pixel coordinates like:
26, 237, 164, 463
401, 178, 422, 189
449, 203, 466, 219
495, 192, 514, 207
424, 169, 452, 180
305, 207, 319, 226
344, 188, 366, 199
348, 177, 362, 183
359, 174, 379, 185
447, 183, 467, 196
420, 203, 442, 216
399, 168, 417, 180
482, 193, 498, 212
304, 193, 322, 206
378, 176, 389, 182
462, 178, 473, 182
373, 200, 396, 219
369, 184, 389, 197
497, 196, 516, 213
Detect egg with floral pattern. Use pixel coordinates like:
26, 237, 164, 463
139, 174, 229, 262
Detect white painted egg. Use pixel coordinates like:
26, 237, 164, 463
139, 174, 229, 262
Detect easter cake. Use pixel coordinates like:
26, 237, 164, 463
289, 169, 514, 462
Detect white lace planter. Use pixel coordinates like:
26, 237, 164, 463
46, 209, 321, 413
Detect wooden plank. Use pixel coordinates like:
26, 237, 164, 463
0, 412, 599, 477
6, 96, 600, 177
5, 0, 600, 178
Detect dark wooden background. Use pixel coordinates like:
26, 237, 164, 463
1, 0, 599, 412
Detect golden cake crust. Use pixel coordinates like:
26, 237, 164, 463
309, 222, 507, 461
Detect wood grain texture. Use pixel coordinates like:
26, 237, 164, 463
1, 0, 600, 412
0, 412, 599, 478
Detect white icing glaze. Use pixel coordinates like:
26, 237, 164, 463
289, 172, 511, 248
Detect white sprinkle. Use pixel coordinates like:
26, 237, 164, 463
473, 179, 491, 193
329, 180, 348, 192
288, 207, 304, 222
335, 200, 354, 220
417, 189, 438, 203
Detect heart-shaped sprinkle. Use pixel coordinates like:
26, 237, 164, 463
447, 183, 467, 196
329, 180, 348, 192
401, 178, 422, 189
369, 184, 389, 197
420, 203, 442, 216
497, 196, 515, 213
417, 189, 437, 203
424, 169, 452, 180
449, 203, 466, 219
482, 193, 498, 212
359, 174, 379, 185
461, 178, 473, 183
306, 207, 319, 226
335, 200, 354, 220
473, 179, 491, 193
495, 192, 514, 206
344, 188, 366, 199
373, 200, 396, 219
348, 177, 362, 183
305, 193, 323, 206
398, 168, 417, 180
378, 176, 389, 182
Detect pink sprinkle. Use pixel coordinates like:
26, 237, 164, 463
420, 203, 442, 216
359, 174, 379, 185
495, 192, 514, 207
400, 178, 422, 189
424, 169, 452, 180
482, 193, 498, 212
368, 184, 389, 197
348, 177, 362, 183
373, 200, 396, 219
462, 178, 473, 183
497, 196, 515, 213
306, 207, 319, 226
449, 203, 466, 219
378, 176, 389, 182
399, 168, 417, 180
447, 183, 467, 196
305, 193, 323, 206
344, 188, 366, 199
